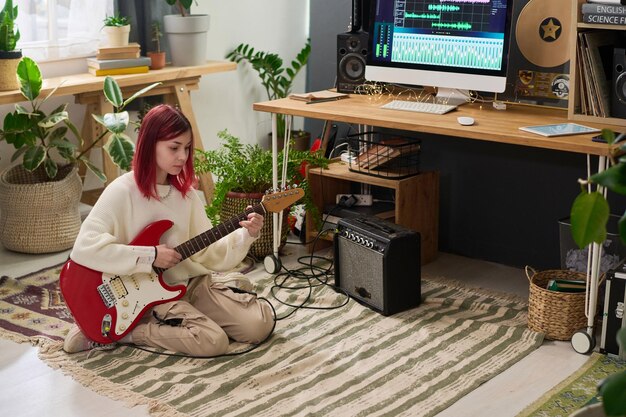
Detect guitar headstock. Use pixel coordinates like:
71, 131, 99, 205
261, 186, 305, 213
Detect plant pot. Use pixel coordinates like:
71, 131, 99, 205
0, 165, 82, 253
163, 14, 210, 66
103, 25, 130, 47
220, 191, 289, 260
147, 51, 166, 70
266, 130, 311, 152
0, 50, 22, 91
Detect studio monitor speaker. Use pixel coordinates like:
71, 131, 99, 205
611, 47, 626, 119
337, 31, 368, 94
334, 216, 421, 316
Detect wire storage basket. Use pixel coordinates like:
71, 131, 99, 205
526, 266, 588, 341
347, 131, 420, 179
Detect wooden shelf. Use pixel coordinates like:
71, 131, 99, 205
306, 161, 439, 264
568, 0, 626, 127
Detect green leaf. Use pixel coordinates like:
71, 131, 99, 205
49, 136, 76, 151
121, 82, 161, 109
10, 146, 27, 162
570, 191, 610, 248
599, 370, 626, 416
39, 111, 68, 129
601, 128, 616, 145
22, 145, 45, 171
103, 76, 123, 108
80, 156, 107, 182
591, 163, 626, 195
103, 133, 134, 171
43, 157, 58, 179
16, 57, 42, 102
99, 111, 130, 134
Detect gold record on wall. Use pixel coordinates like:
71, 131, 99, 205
515, 0, 570, 69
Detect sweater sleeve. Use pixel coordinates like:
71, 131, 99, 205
187, 190, 258, 272
70, 180, 155, 276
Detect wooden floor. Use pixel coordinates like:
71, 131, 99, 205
0, 242, 590, 417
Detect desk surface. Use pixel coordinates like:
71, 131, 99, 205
253, 93, 613, 157
0, 61, 236, 105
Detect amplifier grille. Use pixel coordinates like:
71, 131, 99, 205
337, 236, 384, 310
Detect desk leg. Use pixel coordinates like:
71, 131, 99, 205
171, 82, 215, 203
571, 155, 608, 354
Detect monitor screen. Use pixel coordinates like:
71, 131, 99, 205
366, 0, 513, 97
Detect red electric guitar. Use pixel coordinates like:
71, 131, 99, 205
60, 188, 303, 344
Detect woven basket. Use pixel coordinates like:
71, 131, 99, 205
0, 164, 82, 253
526, 266, 587, 340
220, 191, 289, 260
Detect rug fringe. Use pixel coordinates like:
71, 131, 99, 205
424, 274, 529, 305
38, 348, 186, 417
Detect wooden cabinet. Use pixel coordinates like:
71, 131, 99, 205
568, 0, 626, 126
305, 161, 439, 264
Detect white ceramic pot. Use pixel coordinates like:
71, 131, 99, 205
163, 14, 210, 66
103, 25, 130, 47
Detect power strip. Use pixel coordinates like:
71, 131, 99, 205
336, 194, 373, 206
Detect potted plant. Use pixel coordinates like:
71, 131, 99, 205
569, 328, 626, 417
226, 39, 312, 150
0, 57, 159, 253
147, 21, 166, 70
162, 0, 210, 67
0, 0, 21, 91
194, 129, 329, 259
102, 13, 131, 47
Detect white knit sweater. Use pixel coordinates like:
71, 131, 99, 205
70, 172, 257, 285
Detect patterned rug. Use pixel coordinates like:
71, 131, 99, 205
1, 263, 544, 417
517, 353, 626, 417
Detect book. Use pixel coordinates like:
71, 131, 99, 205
96, 42, 140, 54
582, 13, 626, 24
289, 90, 349, 103
96, 50, 141, 60
88, 65, 150, 76
582, 2, 626, 14
87, 56, 151, 70
547, 279, 586, 293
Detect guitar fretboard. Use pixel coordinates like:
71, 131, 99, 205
153, 203, 266, 275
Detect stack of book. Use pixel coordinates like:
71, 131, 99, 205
88, 43, 150, 76
546, 278, 586, 293
582, 1, 626, 25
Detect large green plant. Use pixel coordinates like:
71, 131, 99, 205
0, 0, 19, 52
0, 57, 159, 181
194, 129, 329, 225
226, 39, 311, 139
165, 0, 193, 17
570, 129, 626, 249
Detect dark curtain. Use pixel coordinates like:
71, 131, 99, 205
115, 0, 175, 58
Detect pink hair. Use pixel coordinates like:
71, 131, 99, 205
133, 104, 194, 199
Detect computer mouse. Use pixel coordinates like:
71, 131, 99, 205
457, 116, 475, 126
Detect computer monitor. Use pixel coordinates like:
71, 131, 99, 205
365, 0, 513, 105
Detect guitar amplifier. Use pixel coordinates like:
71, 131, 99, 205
334, 216, 421, 315
600, 264, 626, 359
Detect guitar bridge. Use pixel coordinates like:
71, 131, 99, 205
97, 283, 115, 308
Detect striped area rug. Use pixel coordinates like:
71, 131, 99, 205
38, 273, 543, 417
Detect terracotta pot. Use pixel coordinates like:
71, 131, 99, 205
147, 51, 166, 70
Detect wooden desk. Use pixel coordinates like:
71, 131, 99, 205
0, 61, 236, 202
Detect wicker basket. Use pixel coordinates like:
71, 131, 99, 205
526, 266, 587, 340
220, 191, 289, 261
0, 164, 82, 253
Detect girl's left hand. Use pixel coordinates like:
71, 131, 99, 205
240, 207, 264, 238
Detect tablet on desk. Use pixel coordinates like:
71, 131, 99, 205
519, 123, 600, 137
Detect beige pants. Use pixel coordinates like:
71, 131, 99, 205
130, 275, 274, 356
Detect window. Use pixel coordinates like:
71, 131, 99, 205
16, 0, 113, 62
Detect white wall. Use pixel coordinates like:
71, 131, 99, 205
0, 0, 310, 176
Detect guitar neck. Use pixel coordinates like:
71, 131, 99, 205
153, 202, 266, 275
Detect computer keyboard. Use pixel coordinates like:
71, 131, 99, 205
381, 100, 458, 115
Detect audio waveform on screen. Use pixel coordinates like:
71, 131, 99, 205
438, 0, 491, 3
428, 4, 461, 11
431, 21, 472, 30
391, 33, 503, 70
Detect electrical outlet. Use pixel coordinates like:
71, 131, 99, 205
336, 194, 373, 206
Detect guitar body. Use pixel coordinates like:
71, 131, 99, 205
60, 220, 186, 344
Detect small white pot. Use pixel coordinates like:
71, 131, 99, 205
103, 25, 130, 47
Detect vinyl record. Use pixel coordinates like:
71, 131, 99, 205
515, 0, 570, 68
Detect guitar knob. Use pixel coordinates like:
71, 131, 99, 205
121, 313, 129, 320
122, 300, 129, 307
